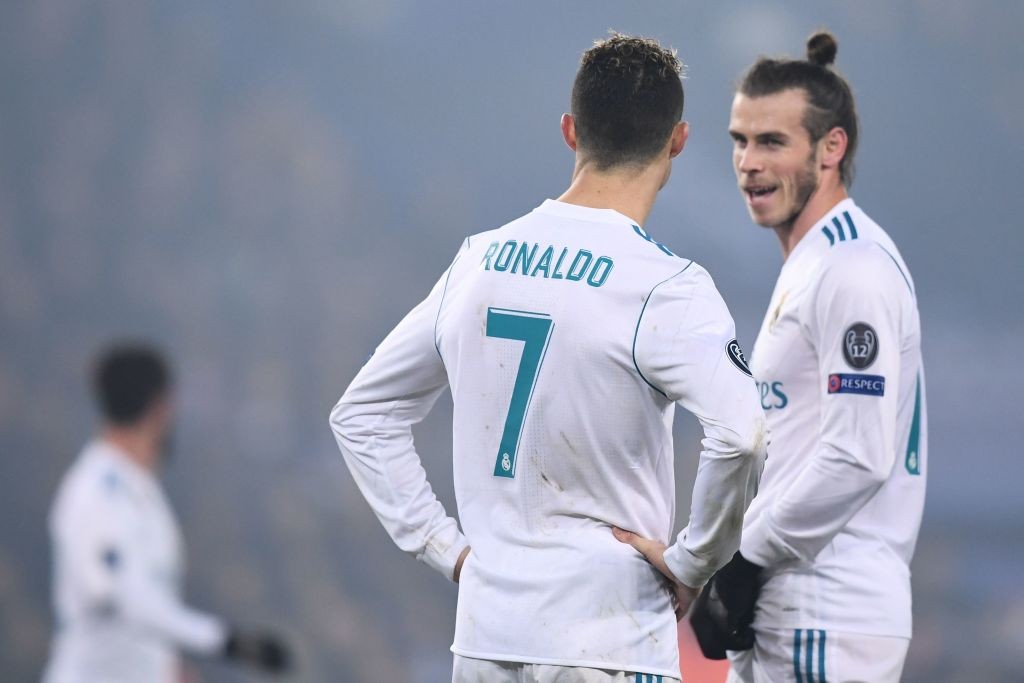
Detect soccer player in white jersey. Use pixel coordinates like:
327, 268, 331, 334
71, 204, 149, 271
330, 34, 767, 683
686, 32, 927, 683
43, 344, 290, 683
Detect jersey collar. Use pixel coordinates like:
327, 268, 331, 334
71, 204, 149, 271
534, 199, 639, 227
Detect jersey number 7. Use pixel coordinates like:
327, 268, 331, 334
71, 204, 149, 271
486, 308, 554, 478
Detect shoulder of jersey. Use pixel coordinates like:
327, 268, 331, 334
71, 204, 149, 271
815, 209, 914, 296
56, 456, 122, 519
466, 224, 505, 243
816, 206, 867, 250
642, 260, 720, 310
626, 222, 684, 257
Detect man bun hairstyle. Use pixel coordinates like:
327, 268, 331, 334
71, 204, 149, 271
806, 31, 838, 67
92, 343, 172, 425
739, 30, 859, 185
571, 33, 684, 171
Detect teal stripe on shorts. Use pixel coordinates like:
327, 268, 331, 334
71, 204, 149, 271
818, 630, 827, 682
794, 629, 804, 683
805, 629, 815, 681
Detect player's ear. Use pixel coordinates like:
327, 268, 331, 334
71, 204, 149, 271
669, 121, 689, 158
560, 113, 578, 151
819, 126, 848, 171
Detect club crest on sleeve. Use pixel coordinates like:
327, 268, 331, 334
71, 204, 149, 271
843, 322, 878, 369
726, 339, 752, 377
828, 373, 885, 396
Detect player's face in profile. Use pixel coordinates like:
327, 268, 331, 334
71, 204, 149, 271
729, 89, 819, 229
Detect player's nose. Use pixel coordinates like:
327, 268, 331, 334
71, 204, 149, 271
736, 146, 764, 174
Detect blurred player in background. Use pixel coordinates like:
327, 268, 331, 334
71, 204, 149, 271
43, 344, 291, 683
331, 34, 766, 683
687, 31, 928, 682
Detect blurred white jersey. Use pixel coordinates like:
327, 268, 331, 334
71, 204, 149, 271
332, 199, 767, 677
43, 440, 225, 683
740, 198, 927, 638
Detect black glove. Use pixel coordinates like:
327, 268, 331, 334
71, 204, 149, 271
223, 627, 293, 675
689, 551, 763, 660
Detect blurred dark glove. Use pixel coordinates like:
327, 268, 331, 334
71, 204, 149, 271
689, 551, 763, 660
223, 627, 292, 675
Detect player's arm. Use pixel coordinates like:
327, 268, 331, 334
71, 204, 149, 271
630, 264, 767, 589
73, 492, 290, 672
329, 240, 471, 582
72, 490, 227, 653
739, 248, 906, 568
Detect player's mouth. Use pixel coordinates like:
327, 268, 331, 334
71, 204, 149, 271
744, 184, 778, 209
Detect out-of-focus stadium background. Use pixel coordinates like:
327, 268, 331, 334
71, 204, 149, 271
2, 1, 1022, 681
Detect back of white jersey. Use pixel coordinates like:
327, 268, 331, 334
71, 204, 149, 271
742, 198, 927, 637
332, 198, 765, 677
434, 200, 765, 673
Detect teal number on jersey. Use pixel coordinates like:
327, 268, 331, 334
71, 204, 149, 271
486, 308, 554, 478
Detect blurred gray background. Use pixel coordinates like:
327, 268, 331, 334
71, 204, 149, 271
1, 1, 1022, 681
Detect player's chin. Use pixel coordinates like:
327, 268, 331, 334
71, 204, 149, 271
746, 205, 779, 228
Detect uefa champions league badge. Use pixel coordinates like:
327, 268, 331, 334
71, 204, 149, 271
726, 339, 753, 377
843, 322, 878, 369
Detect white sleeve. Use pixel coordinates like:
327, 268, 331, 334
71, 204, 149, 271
634, 264, 767, 588
740, 250, 905, 567
329, 241, 470, 581
74, 492, 226, 654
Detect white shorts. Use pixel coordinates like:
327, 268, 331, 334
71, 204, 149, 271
726, 627, 908, 683
453, 655, 680, 683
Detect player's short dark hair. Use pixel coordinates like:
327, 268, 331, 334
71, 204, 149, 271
571, 33, 684, 170
738, 31, 859, 185
92, 343, 172, 425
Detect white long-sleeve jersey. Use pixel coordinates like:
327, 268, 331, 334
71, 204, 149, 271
331, 199, 767, 677
741, 198, 927, 638
43, 440, 226, 683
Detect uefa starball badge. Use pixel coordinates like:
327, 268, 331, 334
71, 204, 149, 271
726, 339, 753, 377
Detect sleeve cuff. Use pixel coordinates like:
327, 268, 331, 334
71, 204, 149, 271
179, 611, 229, 655
738, 513, 786, 568
418, 525, 470, 582
662, 539, 716, 589
201, 616, 230, 655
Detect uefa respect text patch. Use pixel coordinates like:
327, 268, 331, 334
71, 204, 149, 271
828, 373, 885, 396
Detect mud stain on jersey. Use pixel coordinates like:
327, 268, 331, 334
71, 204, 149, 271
531, 455, 565, 493
616, 594, 644, 633
559, 431, 578, 456
539, 470, 564, 493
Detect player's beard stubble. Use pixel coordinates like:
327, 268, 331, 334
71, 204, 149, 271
772, 151, 820, 231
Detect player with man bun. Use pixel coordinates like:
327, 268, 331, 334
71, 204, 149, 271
688, 31, 928, 682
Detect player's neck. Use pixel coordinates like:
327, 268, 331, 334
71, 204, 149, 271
773, 180, 849, 260
558, 162, 662, 227
101, 426, 160, 473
